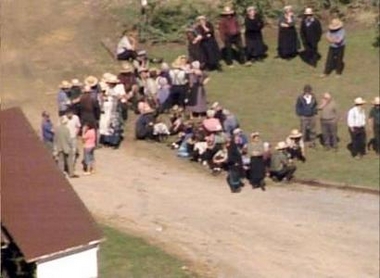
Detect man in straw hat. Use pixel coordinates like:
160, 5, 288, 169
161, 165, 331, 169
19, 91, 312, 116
321, 18, 345, 77
318, 92, 339, 150
168, 56, 189, 108
269, 141, 297, 182
295, 84, 318, 148
368, 96, 380, 154
285, 129, 306, 162
219, 6, 245, 67
347, 97, 367, 159
300, 7, 322, 67
57, 80, 72, 116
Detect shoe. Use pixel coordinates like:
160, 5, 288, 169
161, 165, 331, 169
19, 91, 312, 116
319, 74, 327, 78
69, 174, 79, 178
245, 61, 252, 66
83, 172, 91, 176
227, 65, 235, 69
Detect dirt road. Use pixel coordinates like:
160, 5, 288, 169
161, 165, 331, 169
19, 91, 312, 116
71, 141, 380, 278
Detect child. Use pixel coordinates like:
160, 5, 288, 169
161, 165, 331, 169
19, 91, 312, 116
82, 122, 97, 175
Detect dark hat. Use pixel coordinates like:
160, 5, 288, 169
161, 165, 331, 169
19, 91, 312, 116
303, 84, 312, 93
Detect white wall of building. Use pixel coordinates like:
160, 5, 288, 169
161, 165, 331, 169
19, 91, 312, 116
36, 246, 99, 278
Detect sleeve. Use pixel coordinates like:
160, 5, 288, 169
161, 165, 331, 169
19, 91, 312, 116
347, 109, 354, 127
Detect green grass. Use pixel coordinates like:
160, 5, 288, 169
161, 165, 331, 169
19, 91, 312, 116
99, 225, 198, 278
149, 27, 380, 188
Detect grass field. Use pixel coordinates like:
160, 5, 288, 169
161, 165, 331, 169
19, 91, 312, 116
99, 225, 198, 278
147, 27, 379, 188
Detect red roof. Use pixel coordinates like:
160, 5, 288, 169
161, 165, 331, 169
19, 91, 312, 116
1, 107, 103, 262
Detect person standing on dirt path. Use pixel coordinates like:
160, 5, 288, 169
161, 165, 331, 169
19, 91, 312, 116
295, 84, 318, 148
57, 80, 72, 116
347, 97, 367, 159
299, 8, 322, 67
368, 96, 380, 154
41, 111, 54, 155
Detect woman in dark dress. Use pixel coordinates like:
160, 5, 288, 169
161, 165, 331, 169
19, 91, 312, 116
186, 26, 204, 64
244, 6, 267, 63
248, 132, 266, 190
277, 5, 299, 59
195, 16, 222, 71
226, 139, 244, 193
187, 61, 209, 118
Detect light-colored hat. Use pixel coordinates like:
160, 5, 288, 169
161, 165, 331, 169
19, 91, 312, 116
99, 81, 108, 91
354, 97, 366, 105
59, 80, 71, 89
60, 116, 68, 125
329, 18, 343, 30
84, 76, 99, 87
221, 6, 235, 15
289, 129, 302, 138
372, 96, 380, 105
196, 15, 206, 21
137, 50, 147, 56
206, 109, 216, 118
304, 8, 313, 15
102, 72, 113, 82
211, 102, 220, 109
251, 131, 260, 138
106, 74, 120, 83
284, 5, 293, 12
191, 60, 201, 70
71, 78, 82, 87
161, 62, 170, 71
120, 62, 133, 73
275, 141, 288, 150
233, 128, 242, 135
246, 6, 256, 13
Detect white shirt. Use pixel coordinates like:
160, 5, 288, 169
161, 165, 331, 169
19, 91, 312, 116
347, 106, 366, 128
66, 115, 81, 139
169, 69, 187, 85
116, 36, 133, 54
107, 84, 126, 98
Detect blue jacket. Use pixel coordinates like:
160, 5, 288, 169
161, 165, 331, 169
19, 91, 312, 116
296, 94, 318, 117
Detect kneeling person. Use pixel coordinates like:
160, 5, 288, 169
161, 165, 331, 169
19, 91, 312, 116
270, 141, 296, 182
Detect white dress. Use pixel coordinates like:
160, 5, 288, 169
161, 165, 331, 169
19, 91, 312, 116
99, 98, 113, 136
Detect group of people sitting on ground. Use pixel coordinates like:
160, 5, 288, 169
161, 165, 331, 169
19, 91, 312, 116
117, 5, 346, 78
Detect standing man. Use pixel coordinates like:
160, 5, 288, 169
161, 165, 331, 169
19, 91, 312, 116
54, 116, 78, 178
219, 6, 245, 67
41, 111, 55, 155
300, 7, 322, 67
65, 109, 82, 167
321, 18, 346, 77
347, 97, 367, 159
318, 92, 339, 150
368, 96, 380, 154
57, 80, 72, 116
295, 84, 318, 148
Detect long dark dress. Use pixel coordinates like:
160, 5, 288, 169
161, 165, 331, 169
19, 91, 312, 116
249, 156, 266, 187
300, 16, 322, 67
226, 141, 244, 193
196, 22, 221, 71
186, 29, 204, 63
277, 15, 299, 59
244, 15, 267, 60
187, 72, 208, 115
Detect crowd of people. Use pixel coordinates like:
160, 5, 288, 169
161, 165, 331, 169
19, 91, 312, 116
118, 5, 345, 77
40, 5, 379, 193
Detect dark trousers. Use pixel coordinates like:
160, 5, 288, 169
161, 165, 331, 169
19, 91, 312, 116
168, 85, 187, 108
226, 166, 243, 192
324, 45, 345, 75
286, 147, 306, 162
302, 44, 320, 67
321, 119, 338, 148
117, 49, 137, 61
349, 127, 366, 157
224, 34, 245, 65
300, 116, 317, 143
270, 165, 297, 182
373, 125, 380, 153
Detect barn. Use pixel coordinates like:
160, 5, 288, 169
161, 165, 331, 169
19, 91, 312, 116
1, 107, 104, 278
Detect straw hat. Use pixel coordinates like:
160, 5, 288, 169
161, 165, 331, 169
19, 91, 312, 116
59, 80, 71, 89
246, 6, 256, 13
196, 15, 206, 21
102, 72, 113, 82
283, 5, 293, 12
84, 75, 99, 87
71, 78, 82, 87
106, 75, 120, 84
289, 129, 302, 139
354, 97, 366, 105
251, 131, 260, 138
206, 109, 216, 118
99, 81, 108, 91
329, 18, 343, 31
233, 128, 242, 135
221, 6, 235, 15
211, 102, 220, 109
372, 96, 380, 105
304, 8, 313, 15
120, 62, 133, 73
275, 141, 288, 150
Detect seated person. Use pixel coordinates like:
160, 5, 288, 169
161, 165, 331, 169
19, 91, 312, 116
153, 115, 170, 142
210, 142, 229, 174
116, 30, 138, 61
232, 128, 248, 151
285, 129, 306, 162
269, 141, 297, 182
223, 109, 239, 135
202, 109, 222, 133
135, 102, 155, 140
